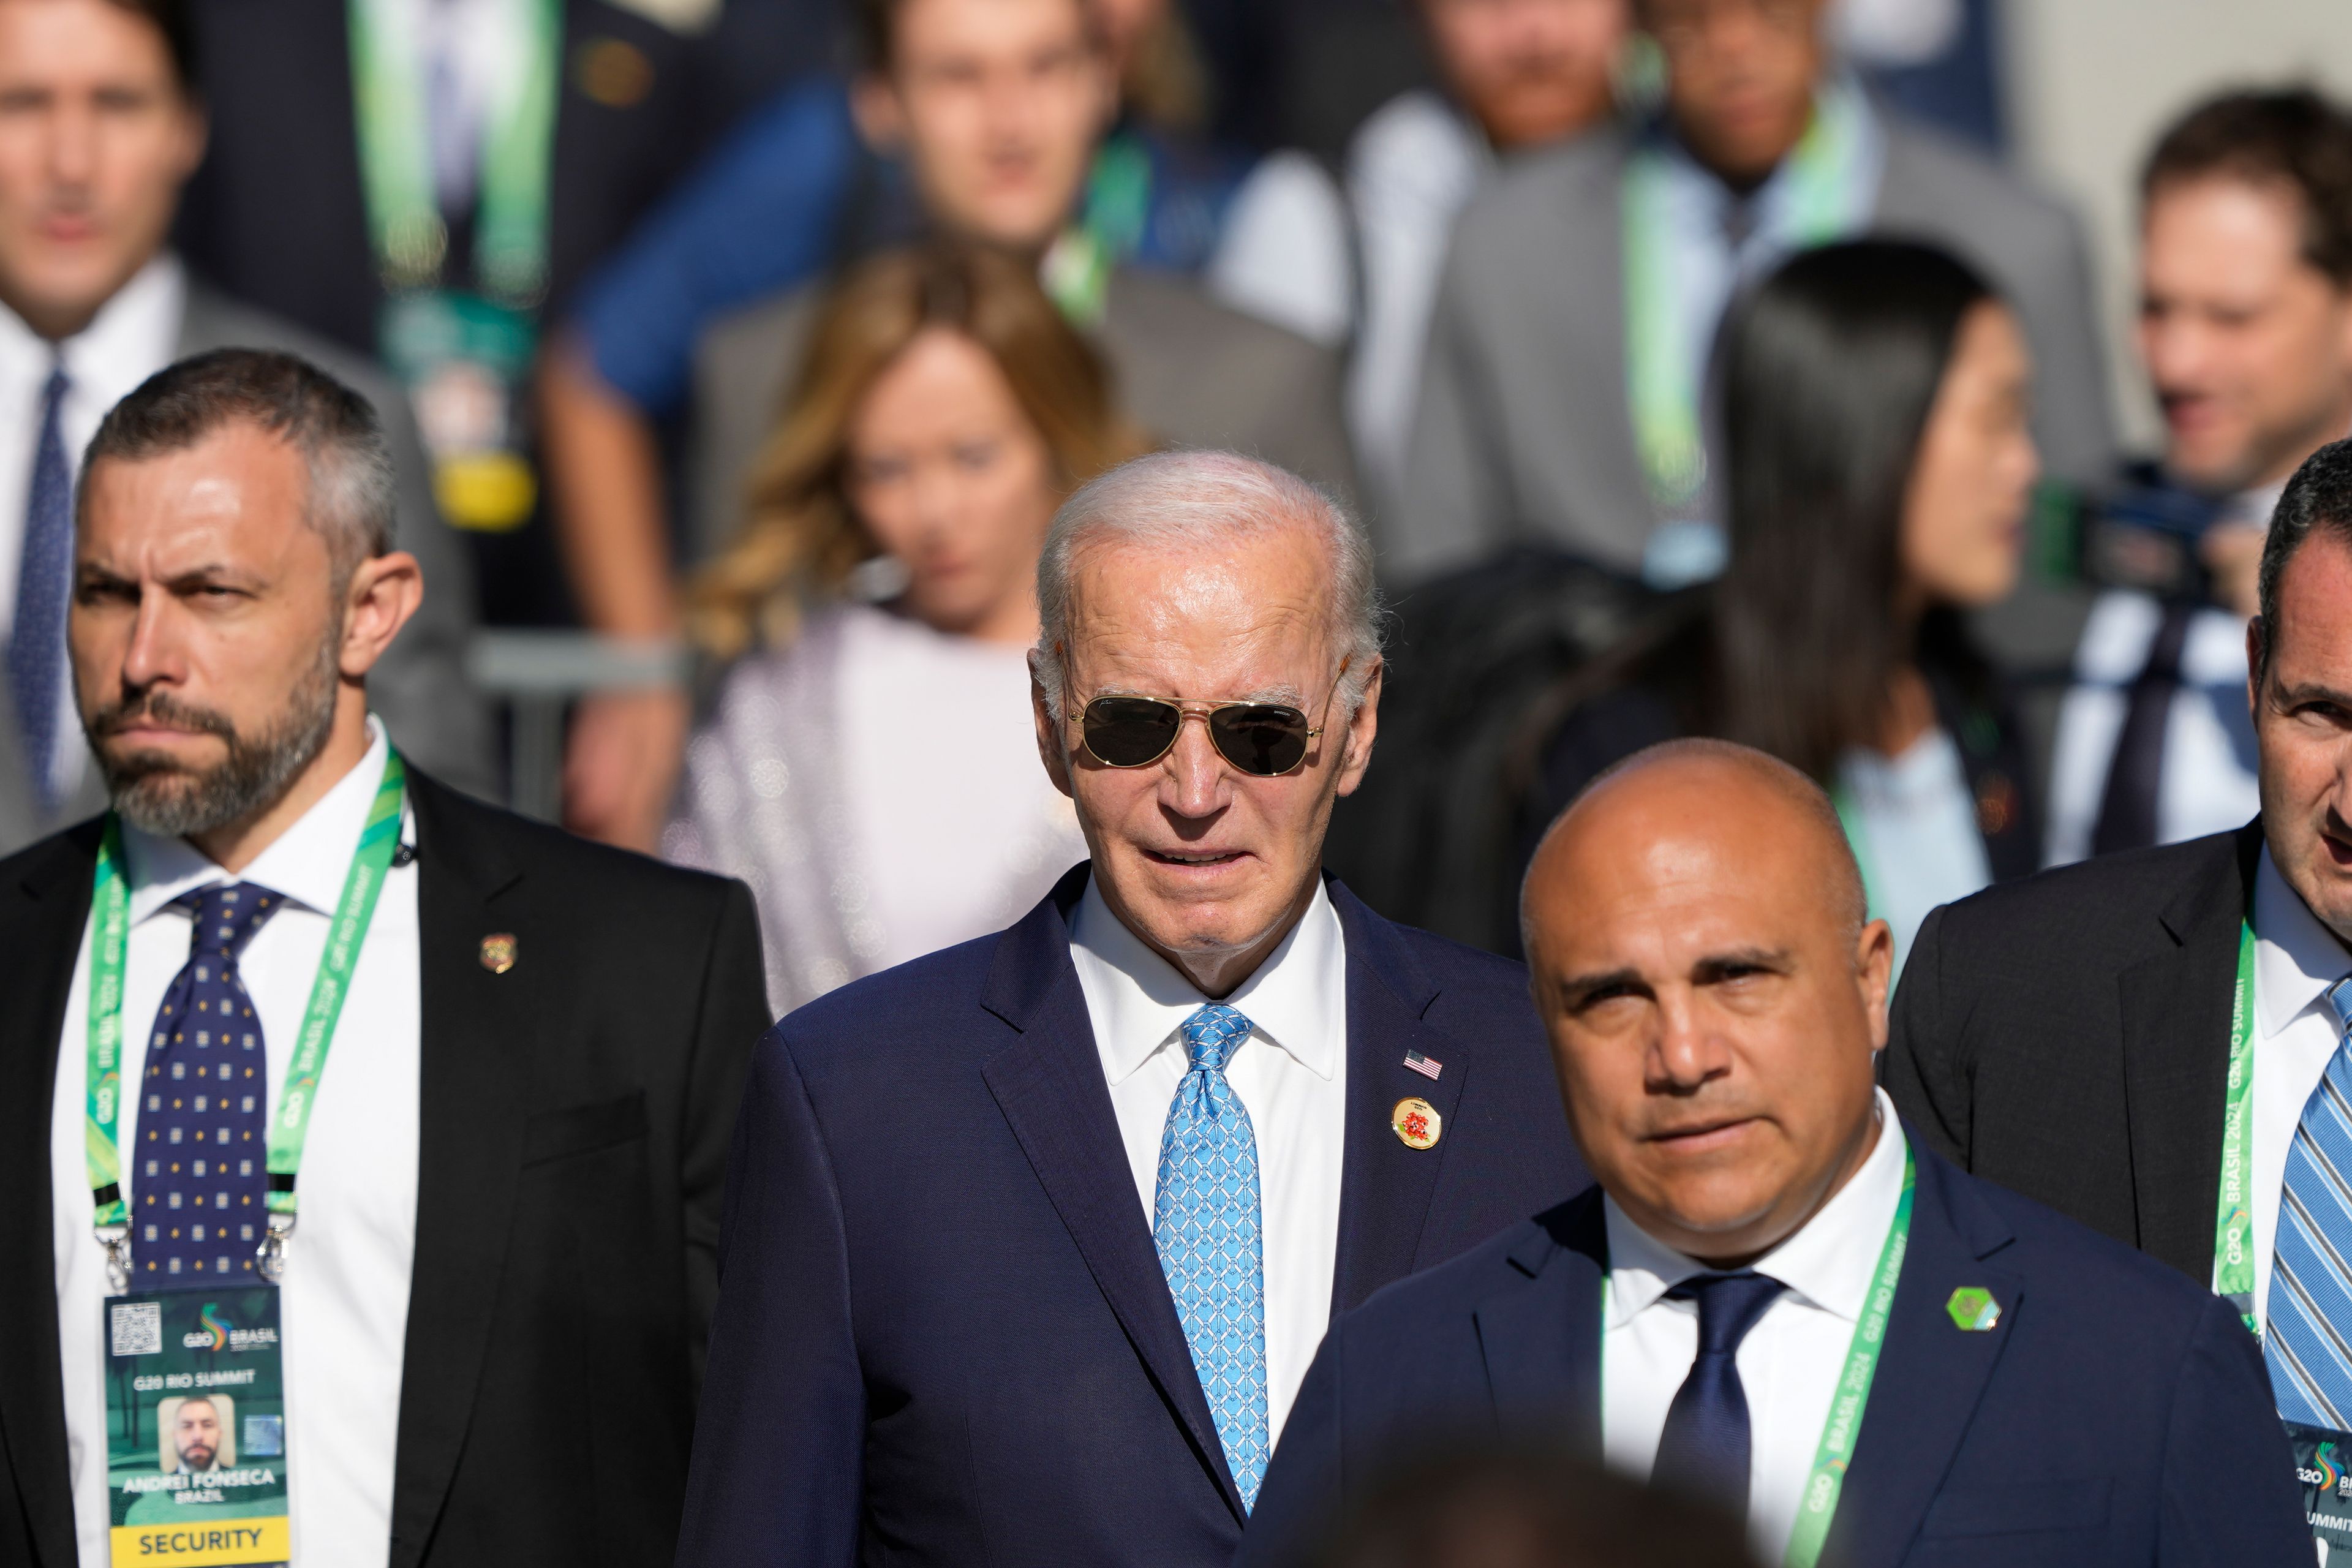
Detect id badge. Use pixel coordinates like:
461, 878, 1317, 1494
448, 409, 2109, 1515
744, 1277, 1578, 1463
2288, 1422, 2352, 1561
379, 291, 539, 533
103, 1288, 289, 1566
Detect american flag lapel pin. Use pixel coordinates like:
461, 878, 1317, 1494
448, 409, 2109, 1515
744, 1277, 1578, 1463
1403, 1050, 1442, 1082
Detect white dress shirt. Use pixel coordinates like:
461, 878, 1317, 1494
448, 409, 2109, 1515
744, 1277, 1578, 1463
2230, 848, 2352, 1328
2043, 590, 2260, 868
359, 0, 534, 211
51, 719, 421, 1568
1069, 875, 1348, 1447
1602, 1088, 1909, 1564
0, 255, 184, 800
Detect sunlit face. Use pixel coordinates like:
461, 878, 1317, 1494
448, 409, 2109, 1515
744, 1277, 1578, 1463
1900, 301, 2038, 611
0, 0, 203, 337
1525, 757, 1890, 1262
1642, 0, 1824, 184
1031, 524, 1379, 992
2141, 176, 2352, 495
862, 0, 1114, 253
2253, 531, 2352, 944
1422, 0, 1626, 151
846, 328, 1060, 639
173, 1398, 220, 1471
72, 424, 346, 833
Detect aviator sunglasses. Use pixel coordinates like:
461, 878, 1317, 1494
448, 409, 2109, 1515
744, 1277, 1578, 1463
1076, 660, 1351, 777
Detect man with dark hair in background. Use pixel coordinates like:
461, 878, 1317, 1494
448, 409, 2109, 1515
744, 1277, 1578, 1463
1890, 437, 2352, 1561
1395, 0, 2113, 591
0, 0, 491, 850
540, 0, 1357, 853
0, 349, 769, 1568
2046, 89, 2352, 867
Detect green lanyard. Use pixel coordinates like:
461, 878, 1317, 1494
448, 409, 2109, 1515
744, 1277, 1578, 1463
1621, 83, 1871, 514
85, 750, 407, 1287
1829, 783, 1884, 929
2213, 922, 2260, 1333
1040, 132, 1156, 328
1603, 1144, 1915, 1568
1781, 1145, 1916, 1567
347, 0, 562, 303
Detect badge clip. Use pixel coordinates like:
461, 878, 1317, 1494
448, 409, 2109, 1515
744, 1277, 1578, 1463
257, 1213, 296, 1284
99, 1224, 132, 1295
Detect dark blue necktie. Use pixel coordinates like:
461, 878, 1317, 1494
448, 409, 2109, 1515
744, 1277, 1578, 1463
1651, 1269, 1785, 1517
10, 361, 70, 810
133, 883, 282, 1289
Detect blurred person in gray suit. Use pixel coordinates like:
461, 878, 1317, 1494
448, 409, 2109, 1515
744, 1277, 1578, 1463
545, 0, 1356, 851
0, 0, 492, 854
1395, 0, 2114, 590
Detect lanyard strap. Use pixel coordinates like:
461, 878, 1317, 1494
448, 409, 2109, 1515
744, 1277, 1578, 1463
1040, 132, 1156, 327
1621, 83, 1871, 515
2214, 921, 2260, 1332
85, 751, 407, 1246
347, 0, 562, 303
1781, 1145, 1916, 1568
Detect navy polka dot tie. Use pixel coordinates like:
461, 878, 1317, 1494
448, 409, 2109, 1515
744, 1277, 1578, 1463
133, 883, 281, 1288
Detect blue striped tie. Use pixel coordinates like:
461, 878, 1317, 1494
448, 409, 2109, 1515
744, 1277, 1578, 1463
2263, 976, 2352, 1425
1153, 1002, 1270, 1510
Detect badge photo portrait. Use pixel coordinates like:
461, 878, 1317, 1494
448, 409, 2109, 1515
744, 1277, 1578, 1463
157, 1393, 236, 1475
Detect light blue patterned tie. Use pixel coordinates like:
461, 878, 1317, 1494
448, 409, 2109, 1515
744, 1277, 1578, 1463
10, 361, 70, 810
1153, 1002, 1270, 1510
2263, 976, 2352, 1426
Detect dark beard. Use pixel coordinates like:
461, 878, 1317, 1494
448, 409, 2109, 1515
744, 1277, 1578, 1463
176, 1442, 217, 1471
84, 637, 341, 838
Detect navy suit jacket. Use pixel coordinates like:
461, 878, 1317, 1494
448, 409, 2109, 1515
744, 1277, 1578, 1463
674, 865, 1586, 1567
1241, 1132, 2309, 1568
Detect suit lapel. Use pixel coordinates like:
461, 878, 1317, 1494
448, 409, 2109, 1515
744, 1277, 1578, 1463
387, 776, 538, 1568
1330, 883, 1472, 1316
1831, 1143, 2023, 1567
978, 868, 1246, 1522
0, 825, 102, 1567
2119, 826, 2256, 1281
1472, 1192, 1606, 1452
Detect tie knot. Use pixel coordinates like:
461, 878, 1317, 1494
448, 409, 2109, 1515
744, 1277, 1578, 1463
175, 882, 282, 960
1180, 1003, 1253, 1074
1669, 1270, 1784, 1359
2329, 976, 2352, 1038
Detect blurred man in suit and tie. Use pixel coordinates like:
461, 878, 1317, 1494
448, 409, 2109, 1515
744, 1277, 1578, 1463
0, 349, 769, 1567
2044, 90, 2352, 867
677, 451, 1580, 1566
0, 0, 492, 851
1243, 739, 2304, 1567
1398, 0, 2112, 590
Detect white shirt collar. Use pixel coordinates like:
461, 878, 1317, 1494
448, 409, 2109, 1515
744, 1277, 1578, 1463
2253, 843, 2351, 1041
1603, 1087, 1909, 1330
121, 718, 396, 926
0, 252, 183, 401
1068, 872, 1344, 1085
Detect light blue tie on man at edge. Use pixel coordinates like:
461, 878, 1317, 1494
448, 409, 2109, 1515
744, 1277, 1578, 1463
2263, 976, 2352, 1426
1154, 1001, 1271, 1510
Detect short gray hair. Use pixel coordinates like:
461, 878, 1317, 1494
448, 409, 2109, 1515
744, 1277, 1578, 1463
80, 348, 397, 582
1033, 449, 1383, 717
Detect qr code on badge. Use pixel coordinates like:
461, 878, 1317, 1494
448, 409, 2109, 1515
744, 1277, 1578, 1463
110, 1301, 161, 1357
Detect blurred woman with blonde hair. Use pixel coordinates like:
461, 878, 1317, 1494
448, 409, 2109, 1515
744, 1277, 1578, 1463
667, 242, 1146, 1011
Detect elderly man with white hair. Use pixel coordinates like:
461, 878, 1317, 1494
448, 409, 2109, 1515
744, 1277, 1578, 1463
676, 451, 1586, 1567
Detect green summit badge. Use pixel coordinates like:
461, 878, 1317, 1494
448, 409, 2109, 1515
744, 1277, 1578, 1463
1945, 1286, 2002, 1332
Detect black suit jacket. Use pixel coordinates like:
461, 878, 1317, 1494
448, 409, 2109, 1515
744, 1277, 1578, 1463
1884, 823, 2261, 1282
175, 0, 823, 356
0, 769, 771, 1567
